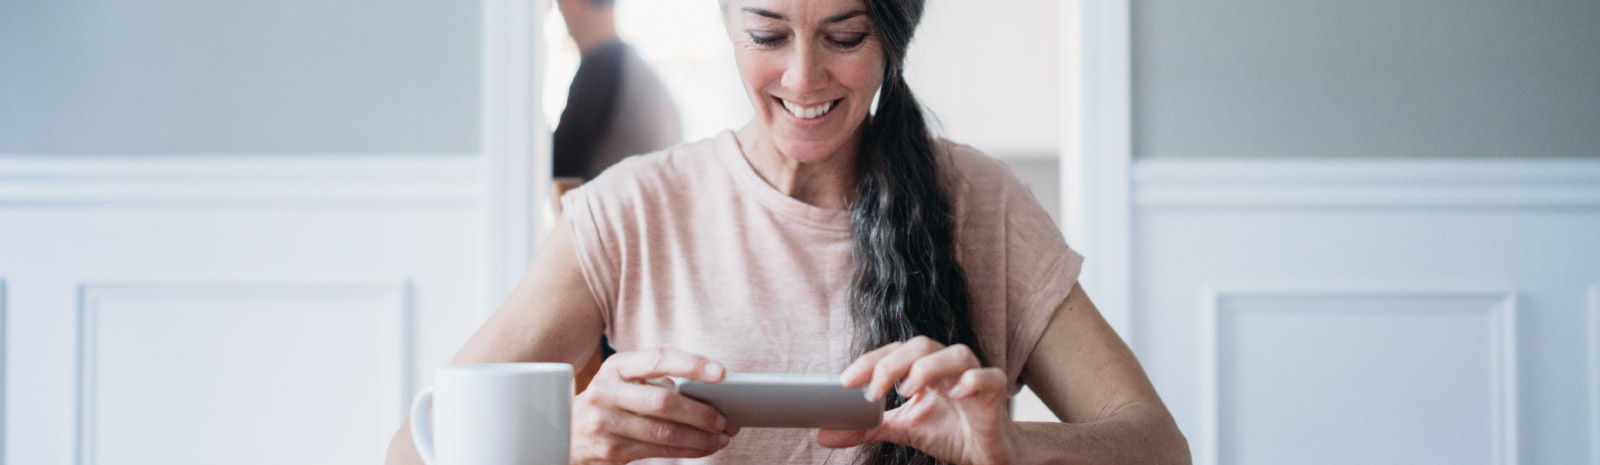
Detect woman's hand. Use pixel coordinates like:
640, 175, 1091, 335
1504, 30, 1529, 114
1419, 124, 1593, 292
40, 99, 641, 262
817, 336, 1017, 465
570, 348, 739, 465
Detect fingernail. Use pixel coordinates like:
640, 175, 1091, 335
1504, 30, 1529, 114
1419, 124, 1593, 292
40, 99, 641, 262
864, 388, 877, 402
715, 416, 727, 431
948, 384, 965, 398
706, 363, 725, 379
840, 365, 858, 380
719, 433, 731, 447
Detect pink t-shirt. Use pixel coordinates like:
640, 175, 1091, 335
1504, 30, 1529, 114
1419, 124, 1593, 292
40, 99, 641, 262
561, 130, 1083, 465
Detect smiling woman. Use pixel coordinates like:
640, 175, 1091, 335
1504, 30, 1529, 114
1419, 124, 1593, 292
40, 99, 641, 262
387, 0, 1189, 464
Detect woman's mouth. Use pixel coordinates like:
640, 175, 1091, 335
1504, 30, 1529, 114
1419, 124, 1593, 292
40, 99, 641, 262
778, 98, 841, 120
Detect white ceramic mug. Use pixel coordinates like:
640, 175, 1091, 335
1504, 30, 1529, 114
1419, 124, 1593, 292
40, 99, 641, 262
410, 363, 573, 465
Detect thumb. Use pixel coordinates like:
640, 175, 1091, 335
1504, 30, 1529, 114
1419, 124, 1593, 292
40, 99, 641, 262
818, 405, 910, 449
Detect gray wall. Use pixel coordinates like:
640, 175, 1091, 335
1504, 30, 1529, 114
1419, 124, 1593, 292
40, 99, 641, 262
0, 0, 480, 154
1133, 0, 1600, 158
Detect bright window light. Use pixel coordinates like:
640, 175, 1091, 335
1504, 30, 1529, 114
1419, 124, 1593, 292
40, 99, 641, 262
542, 0, 751, 144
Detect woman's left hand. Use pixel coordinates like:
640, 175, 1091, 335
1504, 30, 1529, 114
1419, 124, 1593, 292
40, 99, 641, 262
817, 336, 1017, 465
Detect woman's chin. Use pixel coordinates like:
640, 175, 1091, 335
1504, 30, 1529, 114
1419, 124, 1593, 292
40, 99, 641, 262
771, 126, 856, 165
774, 139, 845, 164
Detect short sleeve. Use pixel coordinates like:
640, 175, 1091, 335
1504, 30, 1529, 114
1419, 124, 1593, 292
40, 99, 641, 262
561, 182, 622, 339
999, 170, 1085, 391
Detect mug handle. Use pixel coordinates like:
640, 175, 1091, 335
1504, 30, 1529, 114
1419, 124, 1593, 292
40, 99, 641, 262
409, 387, 438, 465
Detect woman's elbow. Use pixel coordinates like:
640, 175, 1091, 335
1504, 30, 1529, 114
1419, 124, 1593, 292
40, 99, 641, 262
1146, 405, 1191, 465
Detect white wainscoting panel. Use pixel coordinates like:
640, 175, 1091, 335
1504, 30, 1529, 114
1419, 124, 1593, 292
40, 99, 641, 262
1, 277, 7, 465
1200, 288, 1516, 465
1591, 285, 1600, 465
76, 281, 411, 465
0, 199, 491, 465
1131, 159, 1600, 465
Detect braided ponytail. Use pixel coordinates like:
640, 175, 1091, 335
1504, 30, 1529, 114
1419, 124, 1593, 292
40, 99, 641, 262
848, 2, 987, 465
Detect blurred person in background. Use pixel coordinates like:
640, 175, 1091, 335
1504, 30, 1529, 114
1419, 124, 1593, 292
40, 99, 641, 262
551, 0, 684, 368
552, 0, 683, 184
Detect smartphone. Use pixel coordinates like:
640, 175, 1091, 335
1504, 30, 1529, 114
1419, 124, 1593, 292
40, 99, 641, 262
672, 373, 885, 429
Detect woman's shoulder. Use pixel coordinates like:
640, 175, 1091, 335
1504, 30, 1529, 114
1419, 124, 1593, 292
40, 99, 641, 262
579, 131, 735, 200
935, 139, 1031, 208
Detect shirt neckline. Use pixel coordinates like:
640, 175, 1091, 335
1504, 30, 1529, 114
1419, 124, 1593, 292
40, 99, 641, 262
713, 130, 853, 233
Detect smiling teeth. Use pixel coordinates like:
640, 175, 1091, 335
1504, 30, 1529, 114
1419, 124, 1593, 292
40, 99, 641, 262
782, 99, 835, 119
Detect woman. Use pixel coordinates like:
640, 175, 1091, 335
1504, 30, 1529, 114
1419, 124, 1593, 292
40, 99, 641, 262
388, 0, 1189, 464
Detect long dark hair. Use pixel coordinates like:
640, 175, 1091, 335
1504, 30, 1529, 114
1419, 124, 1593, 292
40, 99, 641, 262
849, 2, 988, 465
718, 1, 988, 463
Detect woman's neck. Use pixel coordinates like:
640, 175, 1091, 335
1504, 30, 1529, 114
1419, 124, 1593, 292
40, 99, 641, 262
734, 123, 858, 211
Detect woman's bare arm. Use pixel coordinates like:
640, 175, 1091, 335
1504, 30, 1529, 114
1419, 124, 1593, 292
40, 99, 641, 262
384, 214, 604, 465
1014, 283, 1190, 465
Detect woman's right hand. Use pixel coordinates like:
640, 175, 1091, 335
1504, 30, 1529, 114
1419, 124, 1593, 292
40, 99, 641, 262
571, 348, 738, 465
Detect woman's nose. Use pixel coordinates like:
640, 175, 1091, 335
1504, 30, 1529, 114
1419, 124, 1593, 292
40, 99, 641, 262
781, 44, 827, 96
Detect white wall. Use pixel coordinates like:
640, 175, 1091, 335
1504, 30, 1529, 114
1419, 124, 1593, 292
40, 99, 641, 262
0, 1, 544, 464
1111, 1, 1600, 464
908, 0, 1061, 159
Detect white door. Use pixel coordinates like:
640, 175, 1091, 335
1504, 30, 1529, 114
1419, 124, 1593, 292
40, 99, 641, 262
0, 1, 547, 464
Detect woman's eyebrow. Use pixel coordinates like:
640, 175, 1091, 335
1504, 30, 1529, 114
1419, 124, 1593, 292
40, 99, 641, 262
823, 10, 866, 24
741, 7, 785, 20
741, 8, 867, 24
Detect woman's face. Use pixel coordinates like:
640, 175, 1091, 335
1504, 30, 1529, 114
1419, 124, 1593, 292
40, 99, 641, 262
724, 0, 885, 164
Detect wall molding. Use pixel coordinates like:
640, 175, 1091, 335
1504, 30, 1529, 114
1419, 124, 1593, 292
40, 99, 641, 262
481, 0, 547, 308
1064, 0, 1134, 341
0, 155, 485, 206
74, 279, 414, 465
1199, 284, 1519, 465
1134, 159, 1600, 209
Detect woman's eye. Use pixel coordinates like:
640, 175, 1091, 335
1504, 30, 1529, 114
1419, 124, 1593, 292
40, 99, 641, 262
829, 33, 868, 48
749, 32, 785, 46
